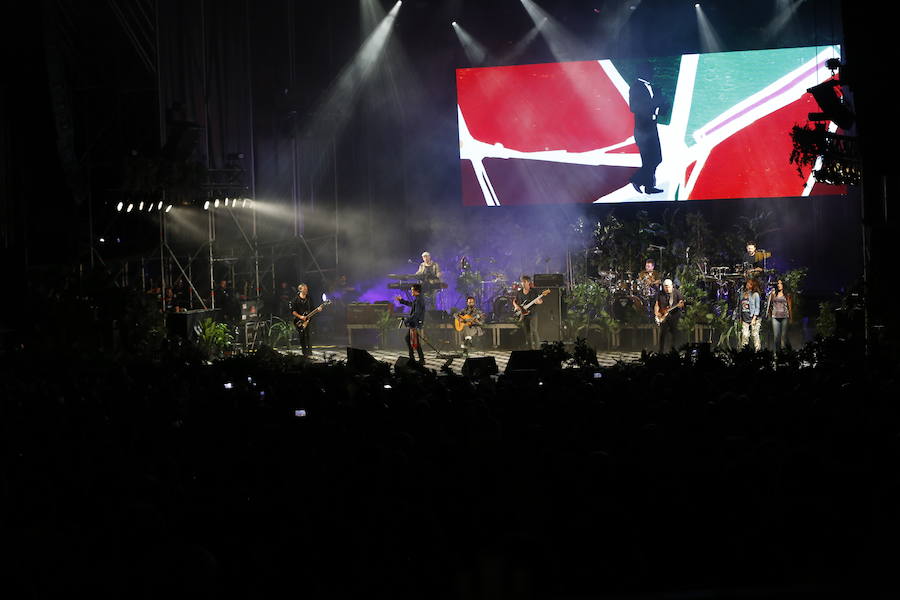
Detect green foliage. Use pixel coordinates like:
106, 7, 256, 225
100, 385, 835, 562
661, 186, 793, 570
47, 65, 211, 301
375, 308, 397, 334
734, 210, 779, 249
540, 340, 570, 368
816, 301, 837, 339
672, 265, 711, 334
375, 309, 398, 348
197, 318, 234, 359
593, 211, 665, 274
566, 279, 619, 339
268, 318, 293, 349
782, 268, 808, 316
570, 337, 599, 369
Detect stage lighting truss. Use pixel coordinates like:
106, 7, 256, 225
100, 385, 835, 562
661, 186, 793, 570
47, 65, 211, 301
113, 189, 253, 214
204, 191, 254, 211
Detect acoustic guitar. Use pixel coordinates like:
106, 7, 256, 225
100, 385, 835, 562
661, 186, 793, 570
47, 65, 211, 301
454, 312, 482, 332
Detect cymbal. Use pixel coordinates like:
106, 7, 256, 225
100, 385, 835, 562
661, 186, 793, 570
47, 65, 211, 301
754, 250, 772, 259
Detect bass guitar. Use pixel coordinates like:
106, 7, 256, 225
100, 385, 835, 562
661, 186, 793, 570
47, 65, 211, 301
513, 289, 551, 322
294, 300, 332, 331
655, 299, 685, 325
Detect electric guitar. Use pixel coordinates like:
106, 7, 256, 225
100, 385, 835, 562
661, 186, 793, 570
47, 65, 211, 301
513, 289, 551, 322
294, 300, 332, 331
655, 299, 685, 325
454, 312, 483, 332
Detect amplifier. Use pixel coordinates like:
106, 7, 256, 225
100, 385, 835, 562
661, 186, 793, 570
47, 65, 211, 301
240, 300, 259, 320
346, 302, 393, 324
533, 273, 566, 287
167, 308, 221, 340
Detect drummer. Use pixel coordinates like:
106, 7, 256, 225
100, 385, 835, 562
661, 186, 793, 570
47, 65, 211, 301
636, 258, 662, 317
743, 241, 771, 275
637, 258, 662, 296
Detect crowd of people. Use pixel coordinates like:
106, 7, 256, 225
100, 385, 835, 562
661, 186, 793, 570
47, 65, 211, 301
2, 334, 898, 598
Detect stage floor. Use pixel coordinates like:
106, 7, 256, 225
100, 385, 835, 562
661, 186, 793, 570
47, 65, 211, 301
280, 347, 643, 375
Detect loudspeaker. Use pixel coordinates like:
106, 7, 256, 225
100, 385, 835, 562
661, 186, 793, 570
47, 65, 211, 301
504, 349, 545, 374
347, 347, 379, 373
393, 356, 420, 375
461, 356, 498, 378
808, 79, 854, 130
167, 309, 220, 340
535, 287, 564, 342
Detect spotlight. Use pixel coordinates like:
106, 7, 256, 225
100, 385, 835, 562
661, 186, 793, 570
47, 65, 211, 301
695, 3, 700, 7
127, 203, 134, 213
224, 197, 230, 206
116, 202, 123, 212
242, 198, 248, 208
157, 201, 163, 210
165, 204, 173, 213
451, 21, 457, 26
138, 201, 144, 211
147, 202, 154, 211
99, 237, 105, 243
204, 200, 210, 210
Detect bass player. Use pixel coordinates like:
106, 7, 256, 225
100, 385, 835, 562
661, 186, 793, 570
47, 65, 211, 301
512, 275, 544, 350
290, 283, 314, 357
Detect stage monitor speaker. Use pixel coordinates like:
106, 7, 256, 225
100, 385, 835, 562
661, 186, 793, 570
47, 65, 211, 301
535, 287, 564, 342
504, 349, 545, 374
167, 309, 220, 340
461, 356, 498, 378
393, 356, 420, 375
347, 347, 379, 373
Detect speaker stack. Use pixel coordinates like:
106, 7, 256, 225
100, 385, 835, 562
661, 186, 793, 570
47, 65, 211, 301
530, 275, 566, 343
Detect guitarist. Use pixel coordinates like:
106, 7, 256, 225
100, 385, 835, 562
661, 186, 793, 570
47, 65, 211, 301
653, 278, 684, 353
454, 295, 485, 354
290, 283, 314, 357
512, 275, 544, 350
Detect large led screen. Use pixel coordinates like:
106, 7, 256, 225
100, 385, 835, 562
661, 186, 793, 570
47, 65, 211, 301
457, 46, 846, 205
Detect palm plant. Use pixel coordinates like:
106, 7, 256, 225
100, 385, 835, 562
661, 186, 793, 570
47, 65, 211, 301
196, 317, 234, 359
267, 317, 293, 349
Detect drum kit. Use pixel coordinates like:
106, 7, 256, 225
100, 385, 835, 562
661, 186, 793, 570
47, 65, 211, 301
596, 266, 659, 320
485, 272, 521, 321
695, 251, 777, 305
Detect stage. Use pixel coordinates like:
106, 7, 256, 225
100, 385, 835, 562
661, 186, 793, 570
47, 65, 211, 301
279, 347, 644, 375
